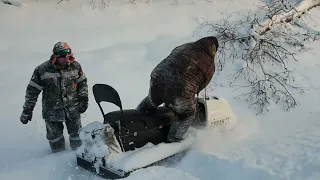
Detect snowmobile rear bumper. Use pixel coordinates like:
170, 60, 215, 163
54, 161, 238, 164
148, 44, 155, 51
76, 155, 129, 179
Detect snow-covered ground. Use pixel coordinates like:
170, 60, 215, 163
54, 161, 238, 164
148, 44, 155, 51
0, 0, 320, 179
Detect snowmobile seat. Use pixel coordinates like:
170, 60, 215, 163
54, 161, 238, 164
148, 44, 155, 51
104, 107, 176, 151
103, 107, 175, 132
92, 83, 177, 152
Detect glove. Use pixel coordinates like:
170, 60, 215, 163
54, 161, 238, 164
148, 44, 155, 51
20, 110, 32, 124
79, 97, 88, 113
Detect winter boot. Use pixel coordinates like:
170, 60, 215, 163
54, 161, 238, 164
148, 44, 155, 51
167, 134, 183, 143
49, 136, 66, 153
69, 136, 82, 150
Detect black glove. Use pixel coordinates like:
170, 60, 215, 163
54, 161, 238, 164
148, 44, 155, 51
79, 97, 88, 113
20, 109, 32, 124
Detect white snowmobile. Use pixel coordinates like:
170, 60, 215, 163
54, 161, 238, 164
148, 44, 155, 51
75, 83, 237, 179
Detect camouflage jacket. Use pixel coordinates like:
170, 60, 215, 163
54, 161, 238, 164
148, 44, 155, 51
150, 36, 218, 97
22, 60, 88, 121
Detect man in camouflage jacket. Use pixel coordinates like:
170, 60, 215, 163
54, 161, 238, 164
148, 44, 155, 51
20, 42, 88, 153
137, 36, 219, 143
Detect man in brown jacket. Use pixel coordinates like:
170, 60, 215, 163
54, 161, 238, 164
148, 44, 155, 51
137, 36, 219, 142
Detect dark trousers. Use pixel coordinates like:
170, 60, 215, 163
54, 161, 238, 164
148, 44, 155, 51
45, 118, 82, 152
137, 78, 197, 142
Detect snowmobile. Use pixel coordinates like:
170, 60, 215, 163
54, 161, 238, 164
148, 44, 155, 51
75, 83, 237, 179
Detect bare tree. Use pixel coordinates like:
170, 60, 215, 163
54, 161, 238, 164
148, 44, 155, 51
196, 0, 320, 114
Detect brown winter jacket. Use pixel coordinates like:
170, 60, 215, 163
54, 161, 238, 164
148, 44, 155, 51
150, 36, 219, 97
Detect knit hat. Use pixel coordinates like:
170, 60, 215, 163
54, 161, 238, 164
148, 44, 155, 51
51, 42, 75, 64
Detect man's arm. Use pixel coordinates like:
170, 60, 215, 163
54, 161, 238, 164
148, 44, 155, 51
23, 67, 43, 112
76, 62, 88, 113
76, 63, 88, 100
20, 67, 43, 124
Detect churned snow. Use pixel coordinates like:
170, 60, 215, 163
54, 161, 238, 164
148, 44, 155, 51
0, 0, 320, 180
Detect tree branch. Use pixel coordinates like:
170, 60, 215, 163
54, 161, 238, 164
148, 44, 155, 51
196, 0, 319, 114
255, 0, 320, 35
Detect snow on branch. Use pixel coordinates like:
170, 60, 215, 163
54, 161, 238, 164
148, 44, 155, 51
196, 0, 320, 114
255, 0, 320, 35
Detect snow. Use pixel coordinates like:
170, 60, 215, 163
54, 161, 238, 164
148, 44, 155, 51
0, 0, 320, 180
122, 166, 200, 180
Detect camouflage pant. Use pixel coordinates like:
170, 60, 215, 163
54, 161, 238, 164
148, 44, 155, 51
45, 118, 82, 152
137, 78, 197, 142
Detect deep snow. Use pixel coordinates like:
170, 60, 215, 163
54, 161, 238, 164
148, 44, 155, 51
0, 0, 320, 180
